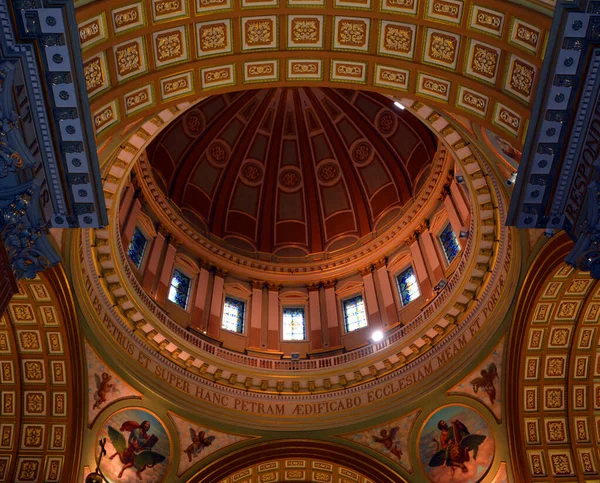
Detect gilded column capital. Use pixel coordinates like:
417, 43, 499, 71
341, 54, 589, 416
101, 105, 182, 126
322, 280, 337, 289
306, 282, 321, 292
267, 282, 282, 292
157, 224, 170, 237
374, 257, 387, 270
214, 267, 228, 279
439, 183, 451, 201
251, 279, 265, 290
404, 232, 418, 245
358, 266, 372, 277
131, 175, 141, 190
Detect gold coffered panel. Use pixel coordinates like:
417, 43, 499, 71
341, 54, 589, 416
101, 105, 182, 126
196, 19, 233, 58
76, 0, 552, 143
287, 15, 325, 49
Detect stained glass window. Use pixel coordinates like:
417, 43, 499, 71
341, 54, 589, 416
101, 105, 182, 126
439, 223, 461, 265
396, 266, 421, 306
168, 269, 191, 309
343, 295, 368, 332
127, 227, 147, 269
282, 308, 306, 341
222, 297, 245, 334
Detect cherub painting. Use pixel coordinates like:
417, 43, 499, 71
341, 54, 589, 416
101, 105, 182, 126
93, 372, 117, 409
419, 406, 494, 483
372, 428, 403, 459
85, 342, 141, 426
470, 363, 499, 405
339, 409, 419, 473
99, 409, 170, 482
169, 413, 253, 477
448, 341, 503, 421
184, 428, 216, 462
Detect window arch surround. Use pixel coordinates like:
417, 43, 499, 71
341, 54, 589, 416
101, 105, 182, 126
167, 253, 200, 311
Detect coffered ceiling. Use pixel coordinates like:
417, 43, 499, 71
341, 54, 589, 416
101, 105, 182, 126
75, 0, 552, 145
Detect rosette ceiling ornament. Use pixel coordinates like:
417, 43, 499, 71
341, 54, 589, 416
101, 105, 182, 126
146, 88, 438, 260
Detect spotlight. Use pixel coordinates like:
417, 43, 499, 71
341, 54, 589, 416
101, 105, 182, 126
394, 101, 405, 110
456, 175, 464, 183
371, 330, 384, 342
459, 230, 468, 238
506, 172, 518, 187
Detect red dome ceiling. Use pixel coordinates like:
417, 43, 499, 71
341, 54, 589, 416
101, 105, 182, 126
147, 88, 437, 258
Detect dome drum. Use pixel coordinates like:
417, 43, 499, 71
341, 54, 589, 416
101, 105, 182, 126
118, 89, 473, 358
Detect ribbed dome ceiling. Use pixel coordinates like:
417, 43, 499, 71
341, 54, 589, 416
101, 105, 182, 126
147, 88, 437, 258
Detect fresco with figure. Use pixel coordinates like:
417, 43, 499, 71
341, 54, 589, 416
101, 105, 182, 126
339, 409, 420, 472
169, 412, 254, 476
98, 408, 171, 482
85, 342, 141, 426
449, 339, 504, 421
419, 405, 494, 483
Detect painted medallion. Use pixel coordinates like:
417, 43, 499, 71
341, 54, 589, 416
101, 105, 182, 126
419, 405, 494, 482
98, 408, 171, 482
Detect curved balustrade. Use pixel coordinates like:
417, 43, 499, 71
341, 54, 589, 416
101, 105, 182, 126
111, 194, 477, 371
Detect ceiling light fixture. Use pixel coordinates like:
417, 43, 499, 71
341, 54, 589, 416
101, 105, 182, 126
394, 101, 405, 110
371, 330, 384, 342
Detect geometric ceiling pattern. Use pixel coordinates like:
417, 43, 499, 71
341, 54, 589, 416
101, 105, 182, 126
512, 262, 600, 480
147, 88, 437, 255
0, 270, 82, 483
76, 0, 552, 144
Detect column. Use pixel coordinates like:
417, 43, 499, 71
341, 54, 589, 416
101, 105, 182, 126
190, 262, 211, 331
443, 192, 463, 233
307, 283, 322, 350
249, 280, 264, 349
418, 224, 445, 285
267, 283, 280, 351
406, 233, 433, 301
207, 268, 227, 338
359, 266, 381, 331
323, 280, 341, 347
450, 179, 470, 225
142, 226, 167, 294
155, 237, 178, 304
119, 180, 136, 227
374, 258, 397, 328
122, 195, 143, 248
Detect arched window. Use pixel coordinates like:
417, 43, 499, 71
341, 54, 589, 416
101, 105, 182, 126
127, 227, 148, 268
222, 297, 246, 334
168, 269, 192, 309
439, 223, 461, 264
282, 308, 306, 341
343, 295, 368, 332
396, 265, 421, 306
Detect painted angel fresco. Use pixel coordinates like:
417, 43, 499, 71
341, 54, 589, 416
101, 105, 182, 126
184, 428, 216, 462
93, 372, 118, 409
428, 419, 486, 475
469, 363, 499, 405
372, 427, 403, 459
108, 420, 166, 480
